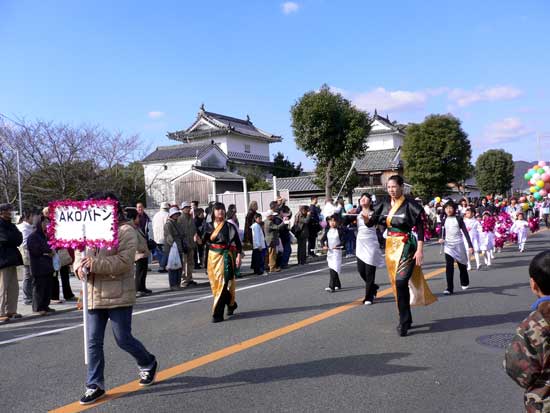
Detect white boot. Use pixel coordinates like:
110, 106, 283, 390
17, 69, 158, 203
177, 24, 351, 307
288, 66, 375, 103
475, 252, 481, 270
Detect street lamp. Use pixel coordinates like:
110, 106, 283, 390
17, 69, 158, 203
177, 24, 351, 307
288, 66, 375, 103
0, 135, 23, 216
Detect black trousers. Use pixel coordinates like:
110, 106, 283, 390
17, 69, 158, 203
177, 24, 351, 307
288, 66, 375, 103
308, 228, 318, 254
135, 257, 149, 292
357, 259, 378, 302
395, 264, 414, 328
51, 266, 74, 300
445, 253, 469, 293
213, 283, 232, 319
32, 275, 52, 312
297, 237, 308, 264
329, 269, 341, 290
195, 244, 204, 267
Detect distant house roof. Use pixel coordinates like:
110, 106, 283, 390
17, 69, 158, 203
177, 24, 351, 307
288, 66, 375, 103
171, 166, 244, 182
355, 148, 402, 172
370, 111, 406, 135
168, 105, 282, 143
276, 175, 321, 193
141, 143, 225, 163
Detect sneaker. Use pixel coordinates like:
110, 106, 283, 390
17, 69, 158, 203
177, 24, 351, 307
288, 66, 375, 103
467, 265, 472, 271
136, 291, 147, 298
7, 313, 22, 319
33, 311, 48, 316
364, 301, 373, 306
325, 287, 334, 292
334, 286, 340, 291
443, 290, 452, 295
79, 385, 106, 405
138, 359, 158, 387
461, 285, 469, 290
51, 300, 64, 304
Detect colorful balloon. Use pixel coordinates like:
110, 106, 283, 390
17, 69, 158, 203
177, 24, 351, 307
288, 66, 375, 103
543, 173, 550, 183
540, 189, 548, 197
435, 197, 441, 203
539, 161, 547, 167
537, 180, 545, 188
530, 186, 537, 193
534, 192, 543, 200
534, 173, 542, 181
522, 203, 529, 211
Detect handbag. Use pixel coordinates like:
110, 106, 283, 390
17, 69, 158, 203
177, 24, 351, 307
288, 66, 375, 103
57, 249, 73, 267
52, 253, 61, 272
166, 242, 182, 270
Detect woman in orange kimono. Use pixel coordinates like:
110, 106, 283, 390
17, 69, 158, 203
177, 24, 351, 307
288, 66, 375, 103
202, 203, 242, 323
372, 175, 437, 337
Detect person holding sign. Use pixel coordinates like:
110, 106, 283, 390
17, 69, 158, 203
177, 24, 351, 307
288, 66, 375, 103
202, 202, 242, 323
74, 193, 158, 405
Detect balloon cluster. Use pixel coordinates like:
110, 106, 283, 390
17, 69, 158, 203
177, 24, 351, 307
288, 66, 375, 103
529, 216, 540, 233
524, 161, 550, 201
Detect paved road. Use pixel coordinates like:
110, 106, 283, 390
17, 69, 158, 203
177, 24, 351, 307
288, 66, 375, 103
1, 230, 547, 413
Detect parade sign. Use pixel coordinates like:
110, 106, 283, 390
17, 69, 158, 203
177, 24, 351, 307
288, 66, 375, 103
47, 199, 119, 250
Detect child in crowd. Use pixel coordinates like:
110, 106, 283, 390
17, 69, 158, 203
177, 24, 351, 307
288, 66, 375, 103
439, 201, 474, 295
463, 207, 481, 271
511, 212, 529, 253
505, 250, 550, 412
320, 215, 345, 292
480, 212, 495, 267
251, 213, 266, 275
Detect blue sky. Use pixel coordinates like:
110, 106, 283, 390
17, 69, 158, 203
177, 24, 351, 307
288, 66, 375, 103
1, 0, 549, 170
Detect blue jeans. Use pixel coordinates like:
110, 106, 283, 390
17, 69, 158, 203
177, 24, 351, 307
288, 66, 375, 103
168, 269, 182, 287
281, 239, 292, 268
86, 306, 155, 389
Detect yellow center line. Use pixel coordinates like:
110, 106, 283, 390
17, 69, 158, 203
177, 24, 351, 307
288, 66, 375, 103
50, 228, 548, 412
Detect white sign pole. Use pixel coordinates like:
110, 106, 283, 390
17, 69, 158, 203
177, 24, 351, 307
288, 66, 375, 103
81, 225, 90, 365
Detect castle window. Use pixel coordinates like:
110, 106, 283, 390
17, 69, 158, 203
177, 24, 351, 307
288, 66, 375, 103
244, 144, 251, 153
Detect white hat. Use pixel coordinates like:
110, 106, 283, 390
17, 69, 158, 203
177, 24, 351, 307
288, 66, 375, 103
169, 207, 181, 217
180, 202, 190, 209
266, 210, 278, 217
160, 202, 170, 209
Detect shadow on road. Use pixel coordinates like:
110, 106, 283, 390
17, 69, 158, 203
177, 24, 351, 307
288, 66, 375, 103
133, 352, 428, 396
411, 310, 527, 335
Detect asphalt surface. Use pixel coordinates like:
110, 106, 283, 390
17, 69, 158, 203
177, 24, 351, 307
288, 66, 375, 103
1, 230, 548, 413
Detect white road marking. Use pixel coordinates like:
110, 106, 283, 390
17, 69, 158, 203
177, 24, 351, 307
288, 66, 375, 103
0, 262, 354, 346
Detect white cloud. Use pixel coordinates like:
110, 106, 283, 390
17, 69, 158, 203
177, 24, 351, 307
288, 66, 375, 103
448, 86, 522, 107
282, 2, 299, 14
483, 117, 532, 144
334, 87, 442, 113
148, 111, 165, 120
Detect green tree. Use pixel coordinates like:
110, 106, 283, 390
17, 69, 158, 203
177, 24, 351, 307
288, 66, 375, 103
402, 114, 472, 199
272, 152, 302, 177
475, 149, 514, 196
244, 167, 273, 191
291, 84, 370, 198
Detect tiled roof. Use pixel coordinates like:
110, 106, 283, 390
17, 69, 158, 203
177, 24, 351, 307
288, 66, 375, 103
276, 175, 321, 192
371, 112, 406, 134
193, 168, 244, 180
168, 107, 282, 143
142, 143, 220, 163
355, 148, 401, 172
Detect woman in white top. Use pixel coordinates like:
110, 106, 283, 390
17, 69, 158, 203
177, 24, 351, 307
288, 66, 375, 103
462, 207, 481, 270
355, 193, 384, 305
320, 215, 345, 292
439, 201, 473, 295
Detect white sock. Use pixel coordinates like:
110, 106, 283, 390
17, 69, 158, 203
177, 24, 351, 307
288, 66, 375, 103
474, 252, 480, 268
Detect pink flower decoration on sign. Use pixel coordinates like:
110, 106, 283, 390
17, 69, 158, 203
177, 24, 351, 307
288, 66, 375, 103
47, 198, 119, 251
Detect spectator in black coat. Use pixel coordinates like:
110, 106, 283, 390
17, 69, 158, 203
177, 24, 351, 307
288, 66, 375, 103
0, 203, 23, 322
27, 215, 55, 315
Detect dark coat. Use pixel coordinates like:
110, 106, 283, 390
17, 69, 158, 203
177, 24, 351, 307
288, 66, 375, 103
27, 228, 54, 277
320, 227, 346, 247
373, 197, 425, 240
0, 218, 23, 269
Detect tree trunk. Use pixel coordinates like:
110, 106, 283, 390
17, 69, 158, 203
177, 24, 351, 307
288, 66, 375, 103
325, 159, 333, 199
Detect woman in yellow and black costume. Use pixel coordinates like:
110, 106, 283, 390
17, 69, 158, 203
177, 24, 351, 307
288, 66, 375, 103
372, 175, 437, 337
202, 203, 243, 323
